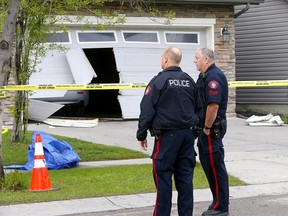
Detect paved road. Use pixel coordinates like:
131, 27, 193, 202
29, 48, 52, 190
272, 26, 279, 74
67, 194, 288, 216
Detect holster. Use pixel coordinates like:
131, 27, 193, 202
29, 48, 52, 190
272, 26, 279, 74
149, 127, 161, 137
149, 128, 155, 137
212, 116, 226, 139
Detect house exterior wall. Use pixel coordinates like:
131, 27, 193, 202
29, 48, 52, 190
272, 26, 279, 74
149, 4, 237, 115
78, 3, 237, 116
3, 3, 236, 125
235, 0, 288, 115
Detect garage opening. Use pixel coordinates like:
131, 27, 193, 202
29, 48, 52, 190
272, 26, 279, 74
83, 48, 122, 118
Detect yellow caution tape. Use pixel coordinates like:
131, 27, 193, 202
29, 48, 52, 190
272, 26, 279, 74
0, 83, 148, 91
2, 128, 8, 134
228, 80, 288, 88
0, 80, 287, 94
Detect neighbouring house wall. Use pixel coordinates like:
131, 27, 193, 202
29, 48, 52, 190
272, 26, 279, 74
2, 3, 236, 125
235, 0, 288, 116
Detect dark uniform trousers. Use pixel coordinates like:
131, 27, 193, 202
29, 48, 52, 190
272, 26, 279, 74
151, 128, 196, 216
198, 129, 229, 212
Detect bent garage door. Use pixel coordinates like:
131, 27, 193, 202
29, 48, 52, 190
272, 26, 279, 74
113, 46, 201, 119
29, 17, 215, 120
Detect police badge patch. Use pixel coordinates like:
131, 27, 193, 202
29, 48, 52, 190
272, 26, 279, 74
208, 81, 219, 96
144, 86, 152, 95
208, 81, 219, 89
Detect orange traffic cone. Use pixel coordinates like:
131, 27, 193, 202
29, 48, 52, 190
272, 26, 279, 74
29, 133, 53, 191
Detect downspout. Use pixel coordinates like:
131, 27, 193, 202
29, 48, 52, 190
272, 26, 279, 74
234, 3, 250, 18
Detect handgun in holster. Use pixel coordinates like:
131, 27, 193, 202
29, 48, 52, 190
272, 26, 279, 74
190, 124, 201, 138
149, 128, 155, 137
212, 116, 222, 139
149, 127, 160, 139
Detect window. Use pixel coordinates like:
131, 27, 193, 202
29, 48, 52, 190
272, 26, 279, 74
165, 32, 199, 44
45, 32, 70, 43
122, 31, 159, 43
77, 31, 117, 43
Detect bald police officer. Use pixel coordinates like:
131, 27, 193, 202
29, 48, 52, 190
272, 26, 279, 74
137, 47, 200, 216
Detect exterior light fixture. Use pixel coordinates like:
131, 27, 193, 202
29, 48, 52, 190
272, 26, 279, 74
221, 25, 230, 42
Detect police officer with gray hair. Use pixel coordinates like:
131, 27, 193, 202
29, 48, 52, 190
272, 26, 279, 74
194, 48, 229, 216
137, 47, 200, 216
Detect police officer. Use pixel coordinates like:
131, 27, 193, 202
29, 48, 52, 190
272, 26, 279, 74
137, 47, 199, 216
194, 48, 229, 216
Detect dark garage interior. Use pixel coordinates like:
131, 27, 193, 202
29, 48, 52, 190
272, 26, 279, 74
52, 48, 122, 119
83, 48, 122, 118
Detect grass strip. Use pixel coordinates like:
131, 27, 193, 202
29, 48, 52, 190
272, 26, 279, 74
1, 163, 245, 205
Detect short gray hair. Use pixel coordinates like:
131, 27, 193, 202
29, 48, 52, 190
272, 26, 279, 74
200, 48, 215, 61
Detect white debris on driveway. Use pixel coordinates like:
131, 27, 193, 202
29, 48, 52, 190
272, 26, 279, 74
44, 118, 99, 128
246, 113, 285, 126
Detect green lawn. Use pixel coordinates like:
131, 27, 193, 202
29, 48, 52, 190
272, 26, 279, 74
1, 130, 246, 205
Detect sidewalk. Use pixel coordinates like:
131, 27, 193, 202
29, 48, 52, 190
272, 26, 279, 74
1, 117, 288, 216
2, 181, 288, 216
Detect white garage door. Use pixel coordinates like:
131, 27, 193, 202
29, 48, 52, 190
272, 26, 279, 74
29, 17, 214, 120
113, 30, 200, 119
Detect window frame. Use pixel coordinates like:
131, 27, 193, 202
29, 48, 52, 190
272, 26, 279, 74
164, 31, 200, 45
121, 31, 160, 44
76, 31, 118, 44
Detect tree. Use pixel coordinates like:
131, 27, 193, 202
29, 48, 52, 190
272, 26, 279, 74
0, 0, 173, 181
10, 0, 127, 143
0, 0, 21, 181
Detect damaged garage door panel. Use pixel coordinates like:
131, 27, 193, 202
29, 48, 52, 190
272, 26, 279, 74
113, 47, 162, 119
113, 47, 161, 79
29, 51, 75, 99
66, 48, 97, 84
28, 99, 64, 122
28, 49, 96, 121
118, 95, 142, 119
29, 49, 96, 99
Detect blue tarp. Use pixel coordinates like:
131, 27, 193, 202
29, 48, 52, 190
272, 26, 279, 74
4, 130, 81, 171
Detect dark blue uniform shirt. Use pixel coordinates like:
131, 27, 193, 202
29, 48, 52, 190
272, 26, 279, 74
196, 64, 230, 213
137, 66, 199, 141
196, 63, 228, 123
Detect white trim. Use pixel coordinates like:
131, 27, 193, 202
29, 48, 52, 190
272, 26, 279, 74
55, 16, 215, 27
55, 16, 215, 49
76, 30, 118, 44
122, 17, 216, 50
122, 17, 216, 28
206, 25, 215, 50
121, 30, 160, 44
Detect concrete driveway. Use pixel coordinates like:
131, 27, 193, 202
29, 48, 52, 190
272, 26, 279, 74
27, 116, 288, 185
